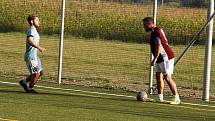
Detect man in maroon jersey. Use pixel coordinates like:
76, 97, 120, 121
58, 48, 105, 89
143, 17, 180, 104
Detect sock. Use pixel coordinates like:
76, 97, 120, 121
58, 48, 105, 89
174, 95, 180, 100
158, 94, 163, 101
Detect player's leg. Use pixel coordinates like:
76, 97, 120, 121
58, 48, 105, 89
163, 74, 178, 95
19, 61, 32, 92
156, 72, 164, 102
163, 59, 180, 104
155, 63, 165, 102
29, 73, 40, 89
20, 73, 39, 91
163, 74, 180, 104
21, 59, 42, 93
28, 59, 42, 93
22, 72, 40, 93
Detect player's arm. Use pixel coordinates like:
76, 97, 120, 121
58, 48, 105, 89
27, 36, 46, 53
151, 37, 161, 66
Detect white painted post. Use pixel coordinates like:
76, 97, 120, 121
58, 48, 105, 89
58, 0, 66, 84
202, 0, 214, 101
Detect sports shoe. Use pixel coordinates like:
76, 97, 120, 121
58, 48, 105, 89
19, 80, 29, 92
144, 98, 155, 102
170, 98, 181, 105
27, 89, 38, 93
155, 98, 164, 103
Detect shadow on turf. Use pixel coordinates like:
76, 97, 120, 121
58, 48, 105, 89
1, 89, 215, 120
0, 88, 133, 102
0, 89, 26, 94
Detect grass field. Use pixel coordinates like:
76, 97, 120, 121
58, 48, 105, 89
1, 79, 215, 121
0, 32, 215, 98
0, 1, 215, 120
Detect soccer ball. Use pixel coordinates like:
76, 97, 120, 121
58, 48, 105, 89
136, 91, 148, 101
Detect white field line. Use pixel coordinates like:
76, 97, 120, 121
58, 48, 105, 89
0, 117, 18, 121
0, 81, 135, 98
1, 81, 215, 108
181, 102, 215, 108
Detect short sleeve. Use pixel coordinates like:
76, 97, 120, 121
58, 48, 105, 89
26, 28, 34, 37
154, 36, 161, 42
152, 29, 161, 43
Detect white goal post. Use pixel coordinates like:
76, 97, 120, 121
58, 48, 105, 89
58, 0, 66, 84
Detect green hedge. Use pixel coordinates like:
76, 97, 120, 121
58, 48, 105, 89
0, 0, 212, 44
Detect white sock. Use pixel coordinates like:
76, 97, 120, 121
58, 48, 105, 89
158, 94, 163, 101
174, 95, 180, 100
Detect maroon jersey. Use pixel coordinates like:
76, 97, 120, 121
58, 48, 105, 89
150, 27, 174, 63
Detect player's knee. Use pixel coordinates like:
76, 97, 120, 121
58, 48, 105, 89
164, 74, 172, 81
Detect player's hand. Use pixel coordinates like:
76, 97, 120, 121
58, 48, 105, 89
38, 47, 46, 53
151, 59, 156, 66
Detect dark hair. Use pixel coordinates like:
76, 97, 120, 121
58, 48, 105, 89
27, 15, 38, 25
142, 17, 154, 23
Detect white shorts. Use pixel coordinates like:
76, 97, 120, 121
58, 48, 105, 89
156, 58, 174, 75
26, 59, 42, 74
